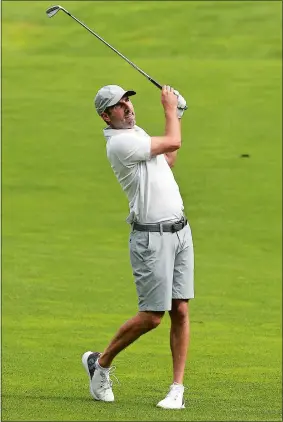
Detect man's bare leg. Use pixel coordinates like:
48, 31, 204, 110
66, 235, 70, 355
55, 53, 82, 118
98, 311, 165, 368
168, 299, 190, 384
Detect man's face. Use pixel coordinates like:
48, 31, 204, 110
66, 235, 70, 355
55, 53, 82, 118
101, 95, 136, 129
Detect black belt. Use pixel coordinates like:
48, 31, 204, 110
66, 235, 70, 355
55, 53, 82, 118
132, 217, 187, 233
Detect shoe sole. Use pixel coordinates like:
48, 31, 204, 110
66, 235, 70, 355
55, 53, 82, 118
82, 351, 100, 401
156, 403, 185, 409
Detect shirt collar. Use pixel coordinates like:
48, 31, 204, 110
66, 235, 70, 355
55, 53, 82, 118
103, 125, 138, 138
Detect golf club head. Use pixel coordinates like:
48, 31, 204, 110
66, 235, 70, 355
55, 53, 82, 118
46, 5, 62, 18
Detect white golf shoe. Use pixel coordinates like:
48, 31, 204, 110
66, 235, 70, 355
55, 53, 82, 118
82, 351, 116, 402
157, 383, 185, 409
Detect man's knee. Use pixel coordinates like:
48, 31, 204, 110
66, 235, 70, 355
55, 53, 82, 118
170, 299, 189, 321
140, 311, 164, 330
150, 312, 164, 329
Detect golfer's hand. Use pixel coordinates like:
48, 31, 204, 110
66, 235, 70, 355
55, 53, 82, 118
173, 89, 187, 119
161, 85, 178, 114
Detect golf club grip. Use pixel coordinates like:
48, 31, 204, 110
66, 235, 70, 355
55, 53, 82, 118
149, 78, 162, 90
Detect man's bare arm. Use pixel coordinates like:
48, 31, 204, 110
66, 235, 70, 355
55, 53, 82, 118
164, 151, 177, 168
150, 86, 181, 157
164, 120, 181, 167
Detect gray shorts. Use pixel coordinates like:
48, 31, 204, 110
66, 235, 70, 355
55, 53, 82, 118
129, 223, 194, 311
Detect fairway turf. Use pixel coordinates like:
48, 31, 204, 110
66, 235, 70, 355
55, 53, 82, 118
2, 1, 282, 421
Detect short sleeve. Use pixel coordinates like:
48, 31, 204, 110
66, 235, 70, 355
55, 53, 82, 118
110, 133, 151, 166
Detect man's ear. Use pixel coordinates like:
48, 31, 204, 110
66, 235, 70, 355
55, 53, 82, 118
101, 111, 110, 124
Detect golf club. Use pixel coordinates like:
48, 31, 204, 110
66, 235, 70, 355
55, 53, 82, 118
46, 5, 187, 109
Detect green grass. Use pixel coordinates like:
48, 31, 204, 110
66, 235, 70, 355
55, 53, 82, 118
2, 1, 282, 421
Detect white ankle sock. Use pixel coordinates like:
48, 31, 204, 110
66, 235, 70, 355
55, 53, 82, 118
172, 382, 184, 391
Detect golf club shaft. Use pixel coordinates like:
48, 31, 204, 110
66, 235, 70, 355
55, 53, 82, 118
59, 8, 162, 90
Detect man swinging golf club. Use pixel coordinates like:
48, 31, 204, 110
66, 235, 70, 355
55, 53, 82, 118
82, 84, 194, 409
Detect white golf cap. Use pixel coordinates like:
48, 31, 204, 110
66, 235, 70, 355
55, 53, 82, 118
94, 85, 136, 115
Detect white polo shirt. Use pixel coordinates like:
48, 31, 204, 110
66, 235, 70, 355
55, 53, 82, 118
103, 125, 184, 224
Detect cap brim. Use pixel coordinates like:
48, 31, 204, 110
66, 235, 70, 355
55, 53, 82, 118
107, 90, 136, 109
125, 90, 136, 97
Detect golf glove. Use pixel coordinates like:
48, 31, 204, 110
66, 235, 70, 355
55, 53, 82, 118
174, 89, 187, 119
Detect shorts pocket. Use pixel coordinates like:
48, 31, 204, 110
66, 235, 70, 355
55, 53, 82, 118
130, 231, 155, 262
